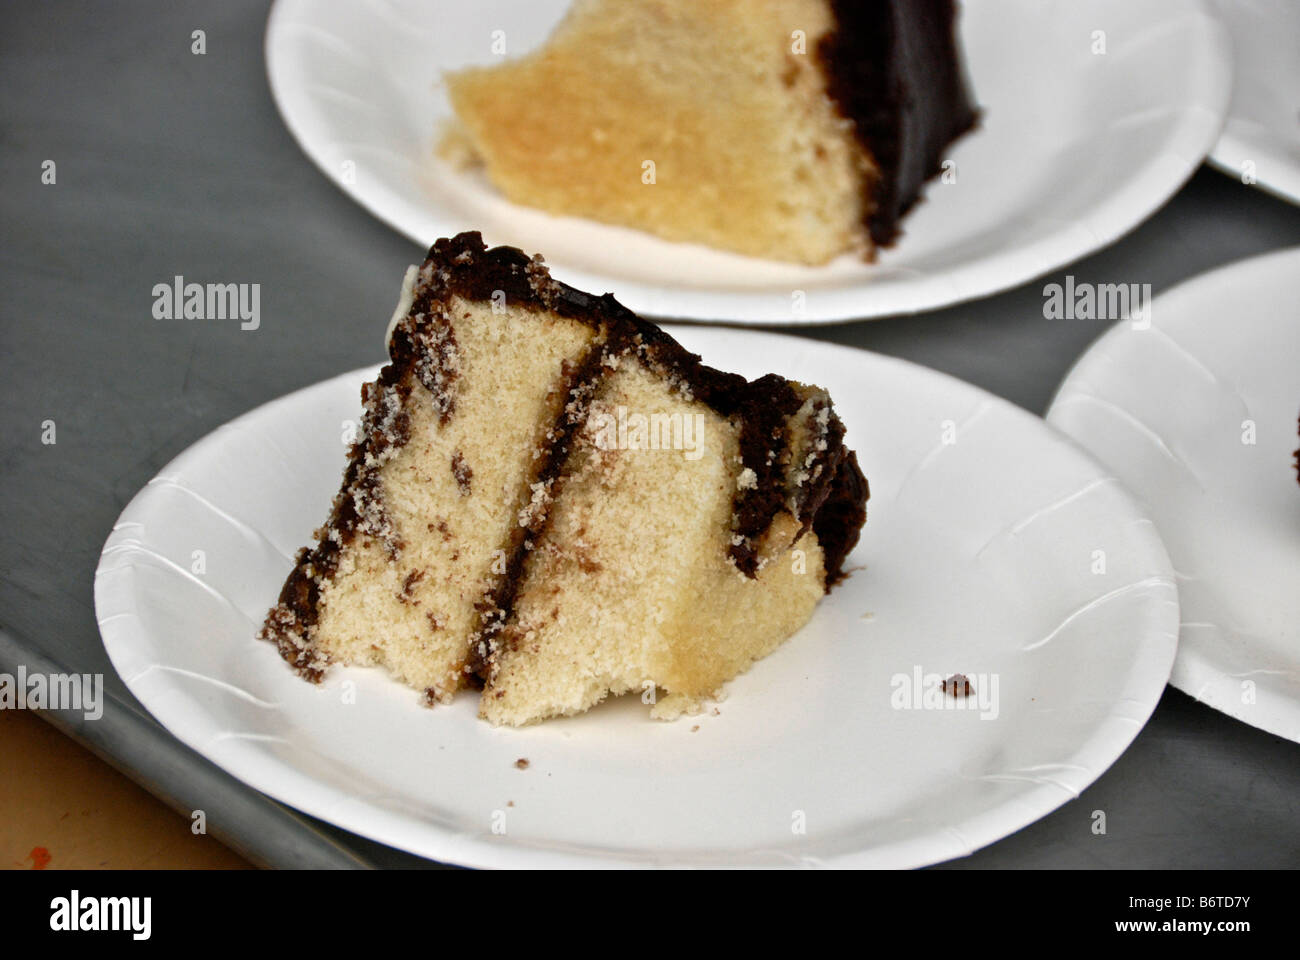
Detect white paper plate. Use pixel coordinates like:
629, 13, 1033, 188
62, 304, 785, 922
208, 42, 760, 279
265, 0, 1230, 324
1047, 248, 1300, 743
95, 328, 1179, 868
1207, 0, 1300, 204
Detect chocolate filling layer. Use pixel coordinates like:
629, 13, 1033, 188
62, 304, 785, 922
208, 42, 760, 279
819, 0, 978, 246
468, 338, 614, 681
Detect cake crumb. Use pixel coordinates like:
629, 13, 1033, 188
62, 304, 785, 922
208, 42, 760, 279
401, 569, 425, 597
525, 254, 560, 306
518, 481, 552, 528
450, 450, 473, 495
941, 674, 973, 698
514, 757, 530, 770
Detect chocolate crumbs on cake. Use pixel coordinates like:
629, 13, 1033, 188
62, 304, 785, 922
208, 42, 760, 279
451, 450, 473, 495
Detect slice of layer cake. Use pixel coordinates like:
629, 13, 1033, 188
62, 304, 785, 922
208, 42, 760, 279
260, 232, 868, 724
440, 0, 977, 264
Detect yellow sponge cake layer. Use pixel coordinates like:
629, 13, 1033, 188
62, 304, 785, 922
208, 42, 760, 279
480, 360, 831, 725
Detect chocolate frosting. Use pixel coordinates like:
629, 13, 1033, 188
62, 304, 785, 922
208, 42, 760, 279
819, 0, 979, 246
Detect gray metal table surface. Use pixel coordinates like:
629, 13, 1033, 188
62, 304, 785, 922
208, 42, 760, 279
2, 1, 1297, 869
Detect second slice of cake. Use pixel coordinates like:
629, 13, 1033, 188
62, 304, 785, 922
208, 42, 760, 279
261, 232, 868, 724
441, 0, 977, 264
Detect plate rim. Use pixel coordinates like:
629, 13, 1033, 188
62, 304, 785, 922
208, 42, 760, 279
263, 0, 1233, 324
1205, 0, 1300, 205
1208, 131, 1300, 207
1045, 246, 1300, 743
95, 328, 1181, 868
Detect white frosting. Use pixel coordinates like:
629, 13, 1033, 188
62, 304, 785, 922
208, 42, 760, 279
384, 265, 420, 348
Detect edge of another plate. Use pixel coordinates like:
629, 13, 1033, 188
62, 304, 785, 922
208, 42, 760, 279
1046, 249, 1300, 743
